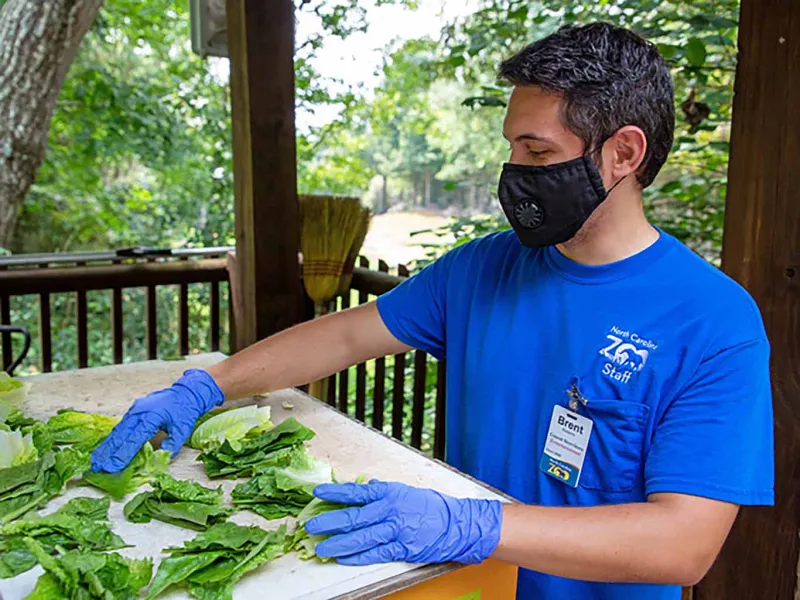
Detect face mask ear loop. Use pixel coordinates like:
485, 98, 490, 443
606, 173, 629, 196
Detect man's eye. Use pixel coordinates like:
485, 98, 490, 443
528, 149, 549, 158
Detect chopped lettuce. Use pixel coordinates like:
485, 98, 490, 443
231, 448, 333, 520
82, 442, 170, 500
189, 405, 273, 452
146, 522, 286, 600
0, 429, 38, 468
124, 473, 232, 531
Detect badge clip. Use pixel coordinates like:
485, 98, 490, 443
567, 381, 588, 412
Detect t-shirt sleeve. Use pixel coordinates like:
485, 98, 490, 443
375, 251, 458, 361
644, 337, 774, 505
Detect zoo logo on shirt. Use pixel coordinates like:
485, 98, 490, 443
598, 325, 659, 384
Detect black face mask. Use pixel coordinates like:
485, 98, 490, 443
497, 153, 622, 248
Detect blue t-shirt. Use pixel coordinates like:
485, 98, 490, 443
376, 229, 774, 600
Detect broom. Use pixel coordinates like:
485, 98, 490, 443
336, 204, 371, 297
299, 195, 364, 304
299, 195, 366, 400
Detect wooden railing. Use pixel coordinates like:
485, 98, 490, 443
0, 249, 446, 458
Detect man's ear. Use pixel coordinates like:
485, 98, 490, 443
603, 125, 648, 184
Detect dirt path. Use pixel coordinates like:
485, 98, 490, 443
359, 211, 453, 267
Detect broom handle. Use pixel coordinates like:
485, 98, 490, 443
308, 301, 330, 401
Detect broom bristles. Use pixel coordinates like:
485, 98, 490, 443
300, 195, 365, 304
337, 205, 371, 296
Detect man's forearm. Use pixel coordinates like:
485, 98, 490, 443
207, 302, 409, 400
491, 494, 736, 586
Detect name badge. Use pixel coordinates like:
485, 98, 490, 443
540, 405, 593, 488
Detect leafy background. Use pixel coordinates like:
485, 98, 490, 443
2, 0, 740, 450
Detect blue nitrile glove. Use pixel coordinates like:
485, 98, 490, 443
90, 369, 224, 473
305, 480, 503, 566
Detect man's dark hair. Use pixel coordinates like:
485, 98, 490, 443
499, 22, 675, 188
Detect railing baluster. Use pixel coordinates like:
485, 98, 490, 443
112, 287, 123, 364
391, 263, 410, 441
210, 279, 220, 352
411, 350, 427, 450
39, 264, 52, 373
337, 292, 351, 415
434, 358, 447, 460
0, 270, 11, 371
355, 256, 369, 423
179, 257, 189, 357
146, 258, 157, 360
326, 299, 337, 407
76, 262, 88, 368
372, 259, 389, 431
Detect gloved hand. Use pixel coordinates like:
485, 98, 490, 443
305, 480, 503, 566
90, 369, 224, 473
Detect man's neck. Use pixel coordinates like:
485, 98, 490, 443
555, 195, 659, 266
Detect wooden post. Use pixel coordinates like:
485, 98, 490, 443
696, 0, 799, 598
226, 0, 302, 352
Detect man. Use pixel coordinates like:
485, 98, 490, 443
92, 22, 774, 600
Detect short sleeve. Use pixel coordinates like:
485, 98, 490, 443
644, 338, 774, 505
375, 252, 457, 360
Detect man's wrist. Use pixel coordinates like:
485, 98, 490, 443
177, 369, 225, 413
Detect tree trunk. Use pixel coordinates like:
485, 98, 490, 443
424, 169, 431, 207
0, 0, 104, 249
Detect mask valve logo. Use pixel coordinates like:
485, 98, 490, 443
514, 200, 545, 229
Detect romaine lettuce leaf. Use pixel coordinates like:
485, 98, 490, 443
82, 442, 170, 500
189, 405, 273, 452
124, 473, 232, 531
45, 409, 120, 452
231, 448, 333, 520
146, 522, 285, 600
0, 429, 38, 468
0, 496, 127, 578
197, 417, 315, 479
23, 538, 152, 600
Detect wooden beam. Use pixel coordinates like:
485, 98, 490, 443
697, 0, 799, 598
226, 0, 302, 352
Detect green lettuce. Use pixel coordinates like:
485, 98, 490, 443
0, 496, 127, 578
82, 442, 170, 500
0, 372, 30, 406
45, 409, 120, 452
124, 473, 233, 531
146, 522, 286, 600
0, 447, 90, 525
231, 448, 333, 520
189, 405, 273, 452
287, 474, 367, 561
198, 417, 316, 479
23, 538, 152, 600
0, 429, 38, 468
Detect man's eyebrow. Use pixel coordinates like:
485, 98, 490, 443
516, 132, 557, 144
502, 131, 557, 144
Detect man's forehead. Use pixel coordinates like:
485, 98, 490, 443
503, 86, 569, 142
